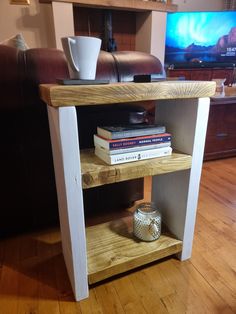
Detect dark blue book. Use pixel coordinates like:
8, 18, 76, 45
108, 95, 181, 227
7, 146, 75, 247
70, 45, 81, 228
97, 124, 166, 140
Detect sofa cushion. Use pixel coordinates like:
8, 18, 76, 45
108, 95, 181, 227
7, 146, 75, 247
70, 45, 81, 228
0, 33, 29, 50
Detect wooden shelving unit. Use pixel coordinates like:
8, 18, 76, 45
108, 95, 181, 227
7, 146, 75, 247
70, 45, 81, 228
40, 80, 215, 301
39, 0, 177, 52
39, 0, 177, 13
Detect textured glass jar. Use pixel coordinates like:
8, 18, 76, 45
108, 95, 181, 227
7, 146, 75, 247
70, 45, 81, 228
133, 202, 161, 241
212, 78, 226, 97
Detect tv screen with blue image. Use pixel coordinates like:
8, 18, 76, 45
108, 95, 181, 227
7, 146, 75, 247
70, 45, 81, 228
165, 11, 236, 66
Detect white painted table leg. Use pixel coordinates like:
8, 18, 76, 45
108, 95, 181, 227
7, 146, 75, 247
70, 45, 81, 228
152, 97, 210, 260
47, 105, 88, 301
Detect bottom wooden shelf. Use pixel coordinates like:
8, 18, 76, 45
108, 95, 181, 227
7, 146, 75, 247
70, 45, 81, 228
86, 216, 182, 284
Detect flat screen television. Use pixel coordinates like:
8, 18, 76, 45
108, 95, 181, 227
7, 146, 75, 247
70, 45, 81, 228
165, 11, 236, 68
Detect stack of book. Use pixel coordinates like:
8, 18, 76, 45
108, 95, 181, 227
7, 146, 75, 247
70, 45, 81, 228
94, 124, 172, 165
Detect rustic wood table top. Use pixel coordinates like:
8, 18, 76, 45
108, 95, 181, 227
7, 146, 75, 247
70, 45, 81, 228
40, 80, 216, 107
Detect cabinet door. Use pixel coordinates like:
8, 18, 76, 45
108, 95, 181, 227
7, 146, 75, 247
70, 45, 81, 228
168, 69, 191, 80
205, 104, 225, 155
211, 69, 234, 85
190, 70, 212, 81
223, 103, 236, 150
204, 102, 236, 160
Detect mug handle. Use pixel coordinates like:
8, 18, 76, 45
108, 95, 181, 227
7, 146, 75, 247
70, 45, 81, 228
67, 38, 80, 73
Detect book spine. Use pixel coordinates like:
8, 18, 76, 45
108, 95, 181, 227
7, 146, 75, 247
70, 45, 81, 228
96, 142, 171, 155
95, 146, 172, 165
94, 134, 171, 150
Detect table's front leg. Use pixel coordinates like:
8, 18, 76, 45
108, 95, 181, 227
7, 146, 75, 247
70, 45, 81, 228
47, 105, 88, 301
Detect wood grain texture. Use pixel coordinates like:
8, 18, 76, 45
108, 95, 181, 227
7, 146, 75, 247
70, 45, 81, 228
81, 149, 192, 189
38, 0, 177, 12
40, 81, 216, 107
225, 85, 236, 96
128, 270, 170, 313
86, 216, 182, 284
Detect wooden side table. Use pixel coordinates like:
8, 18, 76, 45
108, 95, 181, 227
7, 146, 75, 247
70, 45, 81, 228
40, 80, 215, 301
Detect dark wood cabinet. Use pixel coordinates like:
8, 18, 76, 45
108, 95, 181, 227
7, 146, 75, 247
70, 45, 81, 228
191, 70, 212, 81
204, 97, 236, 160
168, 67, 236, 160
211, 69, 235, 83
168, 68, 235, 86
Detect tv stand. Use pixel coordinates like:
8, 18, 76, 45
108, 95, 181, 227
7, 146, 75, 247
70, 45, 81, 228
168, 67, 236, 160
168, 66, 236, 86
169, 62, 236, 70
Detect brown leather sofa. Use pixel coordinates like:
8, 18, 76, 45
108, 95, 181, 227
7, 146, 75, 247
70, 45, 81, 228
0, 45, 163, 237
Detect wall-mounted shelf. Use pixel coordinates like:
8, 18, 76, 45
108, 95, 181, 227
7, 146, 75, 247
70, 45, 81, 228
39, 0, 177, 13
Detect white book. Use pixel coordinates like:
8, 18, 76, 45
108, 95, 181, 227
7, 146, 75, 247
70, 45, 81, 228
93, 133, 172, 150
95, 141, 171, 155
95, 146, 172, 165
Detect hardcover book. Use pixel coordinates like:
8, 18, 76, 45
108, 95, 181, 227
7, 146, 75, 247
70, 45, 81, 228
97, 124, 166, 140
95, 146, 172, 165
94, 133, 171, 150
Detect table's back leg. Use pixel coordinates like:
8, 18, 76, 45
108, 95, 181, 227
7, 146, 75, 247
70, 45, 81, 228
152, 97, 210, 260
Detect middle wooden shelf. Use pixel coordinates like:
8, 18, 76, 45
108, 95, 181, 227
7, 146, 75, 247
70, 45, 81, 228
81, 149, 192, 189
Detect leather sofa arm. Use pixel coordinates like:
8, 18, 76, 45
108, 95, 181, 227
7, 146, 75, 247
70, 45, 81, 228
112, 51, 163, 82
0, 45, 22, 110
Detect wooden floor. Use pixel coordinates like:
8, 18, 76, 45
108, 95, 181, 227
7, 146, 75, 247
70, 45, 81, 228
0, 158, 236, 313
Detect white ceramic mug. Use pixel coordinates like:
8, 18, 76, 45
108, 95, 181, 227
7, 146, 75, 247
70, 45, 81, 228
61, 36, 102, 80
